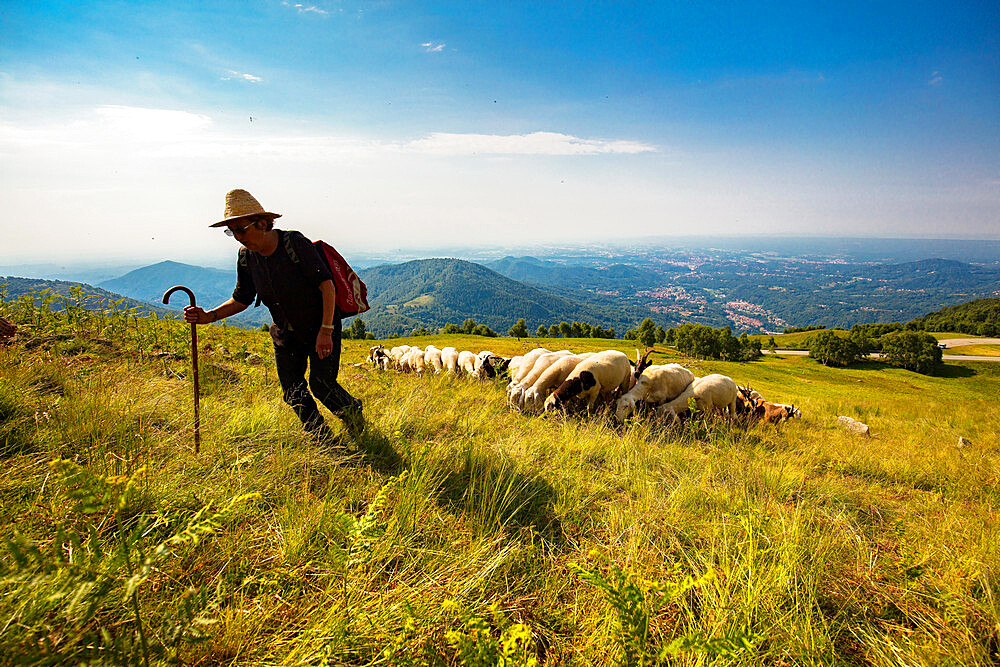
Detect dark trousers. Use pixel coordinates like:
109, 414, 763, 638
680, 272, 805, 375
272, 322, 356, 433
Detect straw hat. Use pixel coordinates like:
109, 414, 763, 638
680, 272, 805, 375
210, 189, 282, 227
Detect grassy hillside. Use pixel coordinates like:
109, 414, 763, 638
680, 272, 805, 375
1, 300, 999, 665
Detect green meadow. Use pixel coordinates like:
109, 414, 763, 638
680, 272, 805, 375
1, 300, 998, 665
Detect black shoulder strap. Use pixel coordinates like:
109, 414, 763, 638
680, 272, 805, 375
283, 230, 300, 264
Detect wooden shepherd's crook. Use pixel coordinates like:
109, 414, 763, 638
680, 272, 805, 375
162, 285, 201, 454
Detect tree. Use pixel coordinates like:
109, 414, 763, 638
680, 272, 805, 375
654, 326, 666, 344
880, 331, 943, 374
808, 330, 865, 367
637, 318, 657, 348
508, 318, 528, 338
442, 323, 460, 334
558, 321, 572, 338
348, 317, 367, 340
473, 323, 497, 337
636, 317, 656, 347
536, 325, 548, 337
663, 328, 676, 345
461, 318, 478, 334
548, 324, 560, 337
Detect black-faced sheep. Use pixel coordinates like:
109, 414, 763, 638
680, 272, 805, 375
520, 353, 594, 413
544, 350, 632, 412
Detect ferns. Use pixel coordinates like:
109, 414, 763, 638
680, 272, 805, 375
0, 460, 256, 665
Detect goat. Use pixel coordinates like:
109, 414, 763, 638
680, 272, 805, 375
629, 349, 656, 390
759, 401, 799, 424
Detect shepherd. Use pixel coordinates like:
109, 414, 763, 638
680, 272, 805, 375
183, 189, 364, 443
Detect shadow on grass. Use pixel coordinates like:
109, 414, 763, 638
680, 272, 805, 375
851, 359, 976, 378
438, 449, 563, 544
935, 364, 976, 379
351, 425, 563, 544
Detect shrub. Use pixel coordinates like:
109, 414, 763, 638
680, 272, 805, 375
808, 330, 865, 367
880, 331, 943, 374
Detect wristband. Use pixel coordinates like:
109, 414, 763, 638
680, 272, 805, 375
209, 310, 218, 323
320, 324, 335, 331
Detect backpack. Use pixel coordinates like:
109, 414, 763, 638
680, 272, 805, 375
282, 234, 370, 317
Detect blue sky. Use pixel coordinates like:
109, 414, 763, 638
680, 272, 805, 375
2, 1, 998, 263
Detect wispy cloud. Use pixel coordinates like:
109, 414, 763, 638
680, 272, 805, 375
222, 70, 263, 83
421, 42, 446, 53
400, 132, 657, 156
929, 70, 943, 86
0, 109, 657, 160
281, 1, 329, 16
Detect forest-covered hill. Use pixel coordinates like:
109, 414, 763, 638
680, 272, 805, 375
98, 260, 270, 327
357, 258, 651, 336
907, 297, 1000, 336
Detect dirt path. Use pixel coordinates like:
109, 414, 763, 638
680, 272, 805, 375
763, 349, 1000, 362
937, 338, 1000, 347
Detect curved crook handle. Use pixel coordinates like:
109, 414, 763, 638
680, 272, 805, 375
162, 285, 197, 307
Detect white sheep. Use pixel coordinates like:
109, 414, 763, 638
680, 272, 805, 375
544, 350, 631, 412
440, 346, 460, 374
520, 353, 594, 413
507, 350, 573, 408
458, 350, 478, 376
390, 345, 415, 370
423, 345, 444, 373
403, 347, 426, 375
614, 363, 696, 420
657, 374, 738, 420
509, 348, 552, 385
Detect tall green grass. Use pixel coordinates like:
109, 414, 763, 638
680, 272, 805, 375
1, 298, 998, 664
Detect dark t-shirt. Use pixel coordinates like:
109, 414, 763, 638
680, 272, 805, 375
233, 230, 334, 345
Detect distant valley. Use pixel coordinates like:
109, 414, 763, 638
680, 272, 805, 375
5, 238, 1000, 337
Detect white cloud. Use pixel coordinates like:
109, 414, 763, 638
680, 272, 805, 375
0, 111, 657, 159
282, 1, 329, 15
399, 132, 657, 156
929, 70, 943, 86
421, 42, 446, 53
222, 70, 263, 83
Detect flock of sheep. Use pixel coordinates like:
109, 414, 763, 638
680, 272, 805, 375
368, 344, 801, 425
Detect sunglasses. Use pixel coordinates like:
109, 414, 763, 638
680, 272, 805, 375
224, 219, 259, 237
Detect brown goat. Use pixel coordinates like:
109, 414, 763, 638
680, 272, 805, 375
629, 349, 655, 390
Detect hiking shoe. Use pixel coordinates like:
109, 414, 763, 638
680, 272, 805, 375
337, 398, 365, 435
